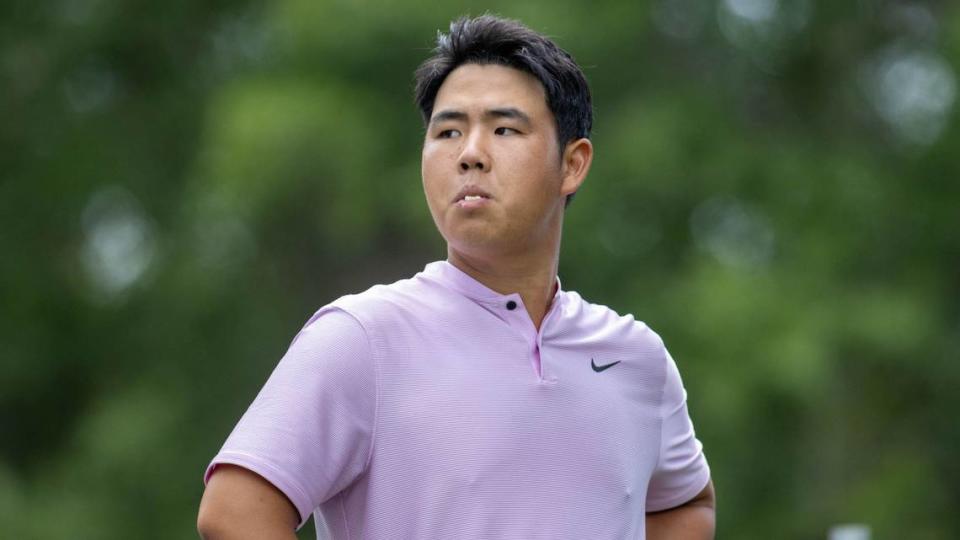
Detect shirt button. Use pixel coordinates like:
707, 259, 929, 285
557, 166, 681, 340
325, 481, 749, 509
506, 300, 517, 310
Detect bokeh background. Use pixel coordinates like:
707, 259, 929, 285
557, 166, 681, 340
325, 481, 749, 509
2, 0, 959, 538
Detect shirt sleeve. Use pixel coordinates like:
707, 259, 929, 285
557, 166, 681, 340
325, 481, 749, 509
645, 348, 711, 512
204, 307, 377, 529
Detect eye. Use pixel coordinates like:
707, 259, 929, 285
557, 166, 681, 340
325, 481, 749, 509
494, 127, 519, 136
436, 129, 461, 139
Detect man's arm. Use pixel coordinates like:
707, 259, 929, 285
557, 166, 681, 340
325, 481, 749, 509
197, 465, 300, 540
198, 309, 376, 539
645, 479, 716, 540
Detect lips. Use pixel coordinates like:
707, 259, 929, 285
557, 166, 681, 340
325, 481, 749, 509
452, 186, 493, 204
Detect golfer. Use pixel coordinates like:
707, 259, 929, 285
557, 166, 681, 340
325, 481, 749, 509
198, 14, 715, 539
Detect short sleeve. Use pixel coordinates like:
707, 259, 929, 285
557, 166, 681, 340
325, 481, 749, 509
645, 348, 711, 512
204, 307, 377, 529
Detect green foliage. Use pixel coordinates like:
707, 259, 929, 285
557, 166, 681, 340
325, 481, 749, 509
2, 0, 958, 538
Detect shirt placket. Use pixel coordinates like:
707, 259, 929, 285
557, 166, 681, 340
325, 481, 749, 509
492, 294, 559, 383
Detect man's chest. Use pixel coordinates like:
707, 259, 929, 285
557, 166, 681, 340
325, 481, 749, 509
367, 330, 666, 501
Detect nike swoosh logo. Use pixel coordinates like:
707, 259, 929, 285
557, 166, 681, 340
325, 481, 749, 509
591, 358, 621, 372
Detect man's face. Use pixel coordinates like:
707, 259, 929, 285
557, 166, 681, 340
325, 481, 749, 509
421, 63, 575, 259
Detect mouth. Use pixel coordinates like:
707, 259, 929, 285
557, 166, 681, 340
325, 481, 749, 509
452, 186, 493, 208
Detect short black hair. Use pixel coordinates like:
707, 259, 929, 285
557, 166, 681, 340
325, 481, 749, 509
414, 14, 593, 151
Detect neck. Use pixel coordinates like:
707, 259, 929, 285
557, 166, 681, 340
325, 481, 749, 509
447, 236, 561, 331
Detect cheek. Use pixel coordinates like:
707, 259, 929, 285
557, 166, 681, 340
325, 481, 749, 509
421, 153, 448, 219
421, 145, 447, 177
421, 150, 439, 189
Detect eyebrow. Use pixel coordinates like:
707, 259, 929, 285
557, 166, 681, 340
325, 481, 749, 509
429, 107, 532, 127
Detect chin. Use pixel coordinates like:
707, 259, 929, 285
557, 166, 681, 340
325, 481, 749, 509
446, 230, 505, 254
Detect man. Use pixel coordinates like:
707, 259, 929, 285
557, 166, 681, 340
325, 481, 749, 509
198, 14, 714, 540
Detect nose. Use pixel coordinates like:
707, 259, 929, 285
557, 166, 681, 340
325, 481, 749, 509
458, 132, 487, 172
459, 160, 484, 171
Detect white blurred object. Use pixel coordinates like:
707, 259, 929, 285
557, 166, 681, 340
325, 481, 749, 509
828, 524, 871, 540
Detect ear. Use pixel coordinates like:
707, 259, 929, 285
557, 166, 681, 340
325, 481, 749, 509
559, 138, 593, 199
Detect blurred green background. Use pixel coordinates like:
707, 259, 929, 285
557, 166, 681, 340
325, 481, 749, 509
2, 0, 958, 538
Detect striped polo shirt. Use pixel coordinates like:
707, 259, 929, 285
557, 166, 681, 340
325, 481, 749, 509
206, 260, 710, 539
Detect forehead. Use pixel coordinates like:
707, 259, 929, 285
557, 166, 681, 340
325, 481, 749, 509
433, 63, 549, 116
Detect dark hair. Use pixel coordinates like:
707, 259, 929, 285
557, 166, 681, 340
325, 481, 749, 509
414, 15, 593, 152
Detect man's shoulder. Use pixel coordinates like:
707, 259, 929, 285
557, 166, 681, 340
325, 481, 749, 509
559, 289, 665, 351
315, 270, 444, 329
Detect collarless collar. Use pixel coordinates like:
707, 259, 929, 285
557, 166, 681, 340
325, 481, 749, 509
420, 260, 564, 307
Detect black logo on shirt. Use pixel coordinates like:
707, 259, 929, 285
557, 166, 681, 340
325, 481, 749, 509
591, 358, 621, 372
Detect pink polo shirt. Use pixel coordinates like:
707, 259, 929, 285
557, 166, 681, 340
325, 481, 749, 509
205, 260, 710, 539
